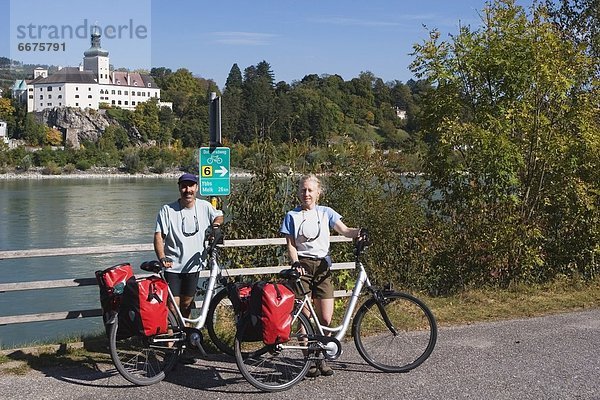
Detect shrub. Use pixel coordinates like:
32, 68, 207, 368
63, 163, 76, 174
42, 161, 62, 175
75, 159, 92, 171
122, 149, 144, 173
18, 154, 33, 171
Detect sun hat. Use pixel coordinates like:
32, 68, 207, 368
178, 173, 198, 184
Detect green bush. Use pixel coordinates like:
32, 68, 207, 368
18, 154, 33, 171
63, 163, 76, 174
75, 159, 92, 171
122, 149, 144, 173
42, 161, 62, 175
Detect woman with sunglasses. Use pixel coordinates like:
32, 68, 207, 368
153, 173, 223, 362
280, 174, 361, 377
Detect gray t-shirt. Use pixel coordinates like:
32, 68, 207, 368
155, 198, 223, 273
280, 205, 341, 258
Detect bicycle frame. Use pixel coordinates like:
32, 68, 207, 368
292, 257, 371, 344
164, 254, 222, 330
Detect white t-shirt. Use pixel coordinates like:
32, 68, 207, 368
280, 205, 341, 258
155, 198, 223, 273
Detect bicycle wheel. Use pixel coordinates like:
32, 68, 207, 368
353, 291, 437, 372
235, 312, 313, 392
206, 288, 238, 356
108, 309, 183, 385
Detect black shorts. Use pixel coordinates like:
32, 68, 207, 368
164, 271, 199, 297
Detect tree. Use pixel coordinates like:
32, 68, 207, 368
132, 98, 160, 142
411, 0, 600, 291
158, 106, 175, 146
99, 124, 129, 150
44, 127, 63, 146
545, 0, 600, 76
241, 61, 277, 142
150, 66, 173, 89
0, 97, 16, 134
160, 68, 202, 117
22, 113, 46, 145
222, 64, 244, 142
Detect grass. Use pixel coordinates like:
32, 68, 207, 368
424, 277, 600, 326
0, 335, 111, 376
1, 277, 599, 375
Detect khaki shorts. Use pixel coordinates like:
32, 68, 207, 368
296, 257, 334, 299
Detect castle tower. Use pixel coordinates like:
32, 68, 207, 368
83, 26, 110, 84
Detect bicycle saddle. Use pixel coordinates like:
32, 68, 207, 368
140, 260, 162, 273
279, 268, 300, 280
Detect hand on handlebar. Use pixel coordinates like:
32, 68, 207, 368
291, 260, 306, 276
206, 223, 224, 244
160, 257, 173, 269
357, 227, 369, 244
354, 227, 369, 255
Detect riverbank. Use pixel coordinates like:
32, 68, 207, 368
0, 167, 253, 180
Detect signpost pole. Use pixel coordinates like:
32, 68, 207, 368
209, 92, 222, 148
208, 92, 223, 208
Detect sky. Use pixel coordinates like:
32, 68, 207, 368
1, 0, 532, 89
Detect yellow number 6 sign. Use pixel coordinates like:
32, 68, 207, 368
202, 165, 213, 177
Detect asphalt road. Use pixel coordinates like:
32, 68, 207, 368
2, 308, 599, 400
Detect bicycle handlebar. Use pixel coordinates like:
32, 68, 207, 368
206, 225, 224, 256
140, 260, 163, 273
354, 227, 369, 256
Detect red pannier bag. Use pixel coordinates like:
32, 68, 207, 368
95, 263, 135, 322
248, 281, 295, 345
227, 282, 252, 314
118, 276, 169, 338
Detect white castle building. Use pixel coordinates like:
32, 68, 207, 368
12, 27, 168, 112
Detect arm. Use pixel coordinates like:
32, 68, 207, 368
333, 219, 360, 239
285, 234, 305, 274
153, 231, 173, 268
285, 235, 299, 263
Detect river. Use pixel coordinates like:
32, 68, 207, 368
0, 176, 192, 348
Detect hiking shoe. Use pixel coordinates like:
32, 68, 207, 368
306, 362, 321, 378
319, 359, 334, 376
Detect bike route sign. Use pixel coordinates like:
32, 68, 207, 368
199, 147, 230, 196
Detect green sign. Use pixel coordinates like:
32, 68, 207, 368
199, 147, 230, 196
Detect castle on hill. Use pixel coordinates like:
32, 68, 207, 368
12, 26, 170, 112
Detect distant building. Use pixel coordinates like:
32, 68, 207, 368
12, 26, 170, 112
0, 120, 8, 144
393, 106, 407, 120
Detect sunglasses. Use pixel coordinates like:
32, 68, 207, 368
182, 214, 199, 237
299, 213, 321, 242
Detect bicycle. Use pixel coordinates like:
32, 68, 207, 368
233, 235, 438, 392
106, 228, 238, 385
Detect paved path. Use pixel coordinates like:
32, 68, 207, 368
2, 309, 599, 400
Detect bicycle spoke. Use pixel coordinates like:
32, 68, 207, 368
235, 313, 313, 392
354, 292, 437, 372
109, 310, 182, 385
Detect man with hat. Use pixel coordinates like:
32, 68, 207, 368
153, 173, 223, 362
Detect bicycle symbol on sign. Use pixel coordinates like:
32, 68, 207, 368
206, 154, 223, 165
